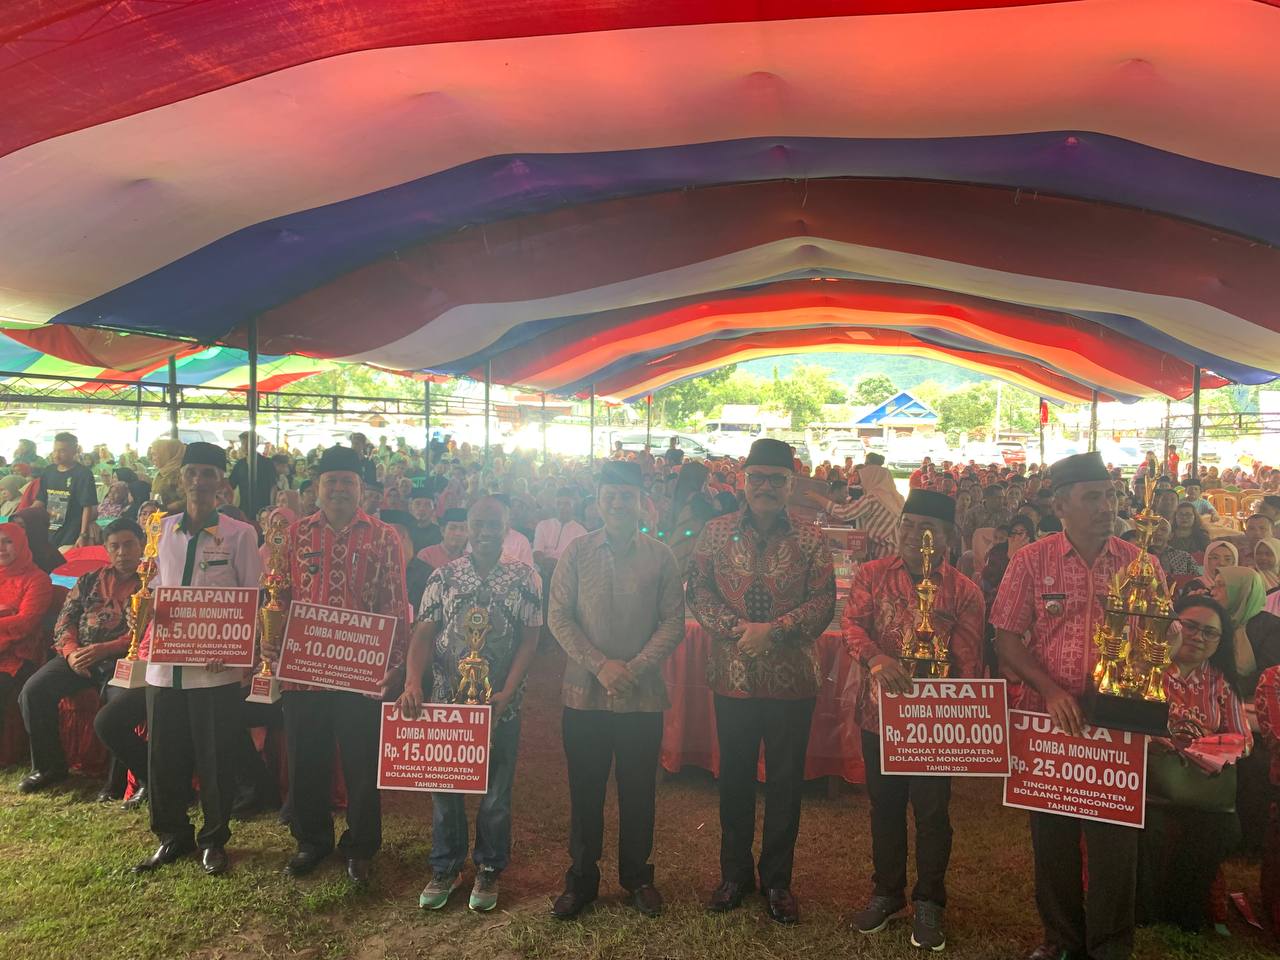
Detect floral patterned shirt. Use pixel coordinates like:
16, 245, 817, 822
53, 566, 140, 662
687, 509, 835, 699
418, 556, 542, 723
1161, 662, 1251, 751
1253, 665, 1280, 786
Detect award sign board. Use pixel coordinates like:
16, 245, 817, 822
1002, 710, 1148, 828
880, 678, 1010, 777
148, 586, 259, 667
377, 703, 492, 794
274, 601, 398, 695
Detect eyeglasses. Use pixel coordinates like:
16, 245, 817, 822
745, 473, 790, 488
1177, 619, 1222, 642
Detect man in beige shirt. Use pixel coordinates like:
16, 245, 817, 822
548, 460, 684, 920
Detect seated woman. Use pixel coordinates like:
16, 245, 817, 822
1177, 539, 1238, 602
9, 506, 67, 574
1169, 501, 1211, 557
17, 519, 145, 798
1254, 537, 1280, 616
1151, 517, 1202, 578
1215, 567, 1280, 694
0, 522, 54, 744
96, 480, 130, 520
1138, 595, 1252, 933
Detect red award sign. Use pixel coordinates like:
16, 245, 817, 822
880, 678, 1010, 776
377, 703, 492, 794
148, 586, 259, 667
1002, 710, 1148, 828
275, 601, 398, 695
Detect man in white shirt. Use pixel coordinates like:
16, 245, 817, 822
133, 442, 262, 877
533, 489, 588, 570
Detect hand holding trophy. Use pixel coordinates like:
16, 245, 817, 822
898, 529, 952, 680
248, 512, 289, 704
109, 510, 164, 689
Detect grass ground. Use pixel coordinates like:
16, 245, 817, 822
2, 646, 1277, 960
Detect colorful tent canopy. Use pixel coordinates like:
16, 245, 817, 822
2, 0, 1278, 401
0, 337, 333, 393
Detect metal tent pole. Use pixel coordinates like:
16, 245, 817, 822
423, 379, 431, 467
1038, 397, 1046, 466
1089, 390, 1099, 452
247, 319, 259, 516
646, 394, 652, 451
589, 385, 596, 466
167, 355, 179, 439
483, 361, 492, 465
540, 392, 547, 464
1191, 366, 1202, 481
136, 384, 143, 446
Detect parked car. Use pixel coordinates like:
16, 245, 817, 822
610, 431, 713, 459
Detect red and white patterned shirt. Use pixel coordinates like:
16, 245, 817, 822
1161, 662, 1251, 751
1255, 665, 1280, 786
842, 555, 985, 732
282, 509, 409, 694
989, 532, 1161, 712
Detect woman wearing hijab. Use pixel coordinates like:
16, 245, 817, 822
147, 438, 186, 510
0, 522, 54, 743
1214, 567, 1280, 695
1253, 538, 1280, 614
97, 481, 130, 520
659, 461, 715, 576
0, 474, 27, 517
808, 462, 905, 560
1178, 540, 1239, 602
10, 506, 67, 574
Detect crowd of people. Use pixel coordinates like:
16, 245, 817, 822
1, 426, 1280, 956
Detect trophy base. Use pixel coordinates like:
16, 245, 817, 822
246, 675, 281, 704
1082, 690, 1170, 736
108, 658, 148, 689
900, 658, 950, 680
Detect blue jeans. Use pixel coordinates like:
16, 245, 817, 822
430, 714, 521, 875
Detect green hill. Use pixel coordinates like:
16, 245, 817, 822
739, 354, 988, 391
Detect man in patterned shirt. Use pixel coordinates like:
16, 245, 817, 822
842, 489, 984, 952
399, 496, 542, 913
991, 451, 1159, 960
688, 438, 835, 925
263, 445, 409, 886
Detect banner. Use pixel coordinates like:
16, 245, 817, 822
148, 586, 258, 667
1002, 710, 1148, 828
274, 601, 398, 695
377, 703, 492, 794
880, 678, 1010, 776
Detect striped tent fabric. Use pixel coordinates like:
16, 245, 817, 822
1, 0, 1277, 400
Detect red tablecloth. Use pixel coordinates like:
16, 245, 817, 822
661, 621, 864, 784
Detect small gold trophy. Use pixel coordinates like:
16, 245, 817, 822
1084, 483, 1174, 734
899, 529, 951, 679
457, 606, 493, 705
247, 513, 289, 704
110, 510, 164, 689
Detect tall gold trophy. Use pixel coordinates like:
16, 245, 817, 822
110, 511, 164, 689
1083, 484, 1174, 734
247, 513, 289, 704
457, 606, 493, 705
899, 529, 951, 679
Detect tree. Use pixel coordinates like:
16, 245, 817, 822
763, 363, 845, 430
851, 373, 897, 407
651, 365, 738, 426
934, 383, 997, 444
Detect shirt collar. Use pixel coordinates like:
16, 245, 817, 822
736, 507, 793, 536
303, 508, 372, 534
178, 511, 221, 538
1055, 530, 1127, 562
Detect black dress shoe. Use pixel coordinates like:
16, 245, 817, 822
284, 849, 329, 877
17, 769, 69, 794
133, 840, 196, 873
346, 857, 371, 885
552, 888, 597, 920
122, 785, 148, 811
765, 887, 800, 925
630, 883, 664, 917
201, 847, 230, 875
707, 879, 754, 912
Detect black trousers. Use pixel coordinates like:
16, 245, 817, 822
1137, 805, 1240, 932
861, 730, 953, 906
0, 663, 34, 740
19, 655, 107, 774
93, 684, 148, 788
562, 707, 663, 896
283, 690, 382, 859
1030, 811, 1138, 960
713, 694, 815, 891
147, 683, 242, 849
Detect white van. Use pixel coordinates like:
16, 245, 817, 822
702, 419, 764, 457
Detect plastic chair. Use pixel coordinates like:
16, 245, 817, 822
1207, 491, 1241, 530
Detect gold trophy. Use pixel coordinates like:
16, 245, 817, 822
899, 529, 951, 679
1083, 483, 1174, 734
247, 513, 289, 704
110, 510, 164, 689
457, 606, 493, 705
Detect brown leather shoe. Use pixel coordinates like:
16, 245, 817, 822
552, 887, 596, 920
765, 887, 800, 925
630, 883, 663, 917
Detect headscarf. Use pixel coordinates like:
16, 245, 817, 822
0, 474, 26, 513
10, 506, 65, 574
98, 480, 130, 518
1203, 540, 1239, 581
857, 464, 906, 515
258, 507, 297, 567
1218, 566, 1267, 628
0, 520, 36, 576
149, 438, 186, 506
1254, 537, 1280, 591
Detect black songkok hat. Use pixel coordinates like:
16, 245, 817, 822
181, 441, 226, 472
316, 444, 363, 476
744, 438, 795, 470
903, 489, 956, 524
379, 509, 415, 529
1049, 451, 1110, 491
600, 460, 642, 487
441, 508, 468, 524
